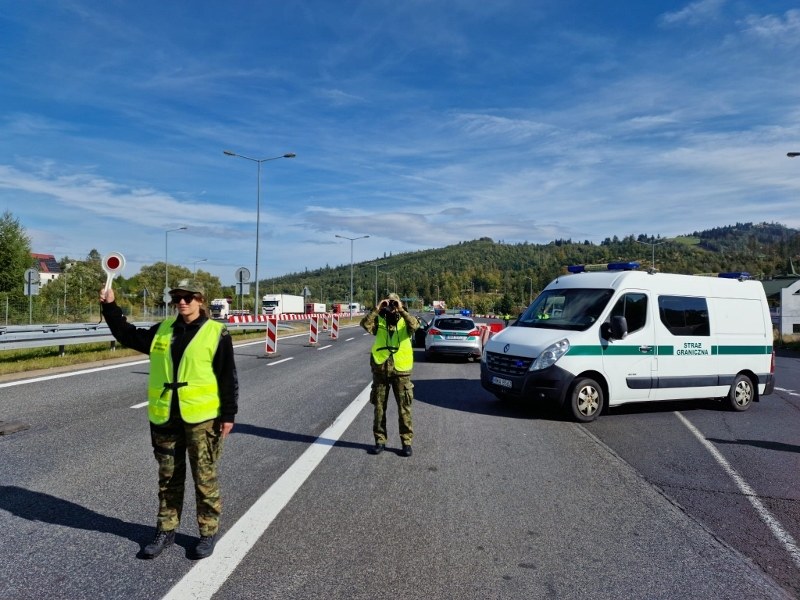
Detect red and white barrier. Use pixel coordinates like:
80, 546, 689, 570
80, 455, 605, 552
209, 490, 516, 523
322, 312, 330, 331
330, 314, 339, 340
265, 316, 278, 355
308, 316, 319, 346
229, 312, 329, 323
478, 323, 490, 348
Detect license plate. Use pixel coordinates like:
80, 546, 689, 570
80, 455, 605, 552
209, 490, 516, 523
492, 376, 512, 389
445, 335, 462, 340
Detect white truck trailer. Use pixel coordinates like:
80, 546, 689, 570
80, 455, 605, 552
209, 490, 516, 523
262, 294, 305, 316
209, 298, 231, 319
306, 302, 326, 314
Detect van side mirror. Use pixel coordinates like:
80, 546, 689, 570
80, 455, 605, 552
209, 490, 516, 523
610, 315, 628, 340
602, 316, 629, 340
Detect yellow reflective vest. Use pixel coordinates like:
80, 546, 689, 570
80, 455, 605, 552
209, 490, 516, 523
371, 316, 413, 371
147, 318, 223, 425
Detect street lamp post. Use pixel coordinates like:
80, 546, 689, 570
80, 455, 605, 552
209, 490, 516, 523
165, 226, 188, 294
223, 150, 295, 312
193, 258, 208, 276
635, 238, 667, 270
335, 234, 369, 319
525, 276, 533, 304
369, 262, 383, 307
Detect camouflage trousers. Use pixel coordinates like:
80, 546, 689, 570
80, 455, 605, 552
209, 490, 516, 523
370, 357, 414, 445
150, 416, 223, 537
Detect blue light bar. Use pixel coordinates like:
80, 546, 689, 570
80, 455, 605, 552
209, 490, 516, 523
567, 265, 586, 273
607, 261, 640, 271
718, 272, 751, 279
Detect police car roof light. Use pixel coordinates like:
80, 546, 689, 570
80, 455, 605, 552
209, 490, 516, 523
718, 272, 751, 280
607, 261, 640, 271
567, 265, 586, 273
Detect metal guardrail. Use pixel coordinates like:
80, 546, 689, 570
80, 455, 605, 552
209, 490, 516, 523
0, 320, 277, 352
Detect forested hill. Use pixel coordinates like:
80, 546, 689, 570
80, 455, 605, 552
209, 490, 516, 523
264, 221, 800, 315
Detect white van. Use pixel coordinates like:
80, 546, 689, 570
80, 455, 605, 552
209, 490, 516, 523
480, 263, 775, 422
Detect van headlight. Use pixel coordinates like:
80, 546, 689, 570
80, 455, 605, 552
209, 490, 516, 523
530, 339, 570, 371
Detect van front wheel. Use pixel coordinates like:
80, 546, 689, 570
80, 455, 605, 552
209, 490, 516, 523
727, 374, 754, 412
568, 377, 604, 422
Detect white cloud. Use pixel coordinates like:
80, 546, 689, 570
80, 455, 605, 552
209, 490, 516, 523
0, 165, 253, 228
739, 9, 800, 45
660, 0, 727, 27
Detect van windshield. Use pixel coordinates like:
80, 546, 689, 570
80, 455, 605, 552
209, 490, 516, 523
516, 288, 614, 331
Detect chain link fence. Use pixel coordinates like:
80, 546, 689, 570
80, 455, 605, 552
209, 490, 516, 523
0, 293, 166, 326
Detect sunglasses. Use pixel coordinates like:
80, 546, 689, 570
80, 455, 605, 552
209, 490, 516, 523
171, 293, 198, 304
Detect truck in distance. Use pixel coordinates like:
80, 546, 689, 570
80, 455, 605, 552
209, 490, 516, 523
209, 298, 231, 319
262, 294, 304, 316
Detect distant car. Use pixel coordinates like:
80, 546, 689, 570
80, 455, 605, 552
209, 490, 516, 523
424, 315, 482, 361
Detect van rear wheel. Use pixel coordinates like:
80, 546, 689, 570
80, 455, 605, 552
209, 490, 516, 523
568, 377, 604, 422
726, 374, 754, 411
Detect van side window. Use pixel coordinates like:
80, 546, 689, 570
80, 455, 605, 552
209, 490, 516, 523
610, 293, 647, 334
658, 296, 710, 336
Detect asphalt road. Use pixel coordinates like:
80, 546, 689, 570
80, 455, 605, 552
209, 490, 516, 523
0, 324, 797, 599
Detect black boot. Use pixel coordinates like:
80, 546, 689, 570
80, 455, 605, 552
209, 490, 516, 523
193, 534, 217, 559
141, 529, 175, 559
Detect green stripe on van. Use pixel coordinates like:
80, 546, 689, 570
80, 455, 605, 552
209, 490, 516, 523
566, 345, 771, 357
567, 345, 604, 356
713, 345, 773, 355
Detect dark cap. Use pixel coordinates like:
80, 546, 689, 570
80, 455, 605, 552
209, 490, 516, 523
169, 278, 205, 296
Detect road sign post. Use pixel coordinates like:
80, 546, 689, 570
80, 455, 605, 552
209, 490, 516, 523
235, 267, 251, 315
23, 268, 40, 325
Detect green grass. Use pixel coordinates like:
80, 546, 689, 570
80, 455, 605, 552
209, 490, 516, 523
671, 236, 701, 246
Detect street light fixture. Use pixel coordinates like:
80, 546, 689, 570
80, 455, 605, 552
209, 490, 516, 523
165, 226, 188, 295
788, 152, 800, 158
635, 238, 667, 270
223, 149, 295, 312
193, 258, 208, 276
335, 234, 369, 319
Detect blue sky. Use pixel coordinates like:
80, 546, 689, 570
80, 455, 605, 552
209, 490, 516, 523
1, 0, 799, 285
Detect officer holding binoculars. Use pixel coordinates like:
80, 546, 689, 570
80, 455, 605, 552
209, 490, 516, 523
360, 293, 419, 456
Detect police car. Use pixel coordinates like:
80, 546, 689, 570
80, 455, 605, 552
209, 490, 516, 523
425, 315, 482, 361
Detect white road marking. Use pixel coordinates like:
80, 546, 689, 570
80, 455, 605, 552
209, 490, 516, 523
266, 357, 294, 366
774, 387, 800, 397
675, 412, 800, 569
161, 384, 371, 600
0, 332, 307, 389
0, 359, 150, 388
344, 337, 355, 342
130, 402, 148, 409
317, 344, 332, 350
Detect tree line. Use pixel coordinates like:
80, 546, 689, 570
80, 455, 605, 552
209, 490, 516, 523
1, 210, 797, 323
